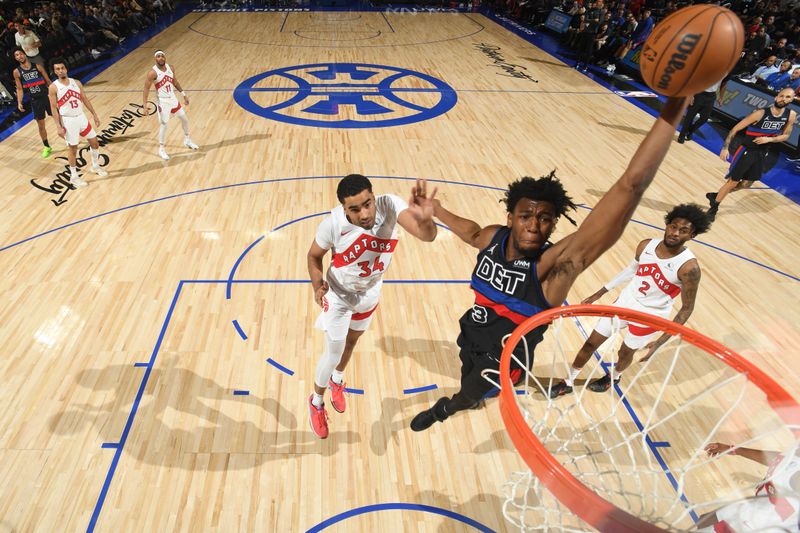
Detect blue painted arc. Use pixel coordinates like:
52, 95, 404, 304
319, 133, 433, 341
306, 502, 495, 532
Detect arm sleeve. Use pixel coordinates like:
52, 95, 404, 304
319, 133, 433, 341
314, 216, 335, 250
603, 260, 639, 291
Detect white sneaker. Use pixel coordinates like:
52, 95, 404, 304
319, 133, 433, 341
71, 175, 88, 188
92, 165, 108, 177
159, 147, 170, 160
184, 138, 199, 150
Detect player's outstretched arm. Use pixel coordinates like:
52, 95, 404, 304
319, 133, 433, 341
705, 443, 778, 466
307, 239, 329, 308
539, 97, 687, 305
431, 199, 500, 250
397, 179, 437, 242
721, 109, 762, 158
584, 238, 648, 304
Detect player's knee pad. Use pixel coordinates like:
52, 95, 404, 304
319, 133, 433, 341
314, 334, 346, 389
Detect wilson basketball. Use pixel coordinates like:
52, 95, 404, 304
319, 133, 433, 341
639, 5, 744, 97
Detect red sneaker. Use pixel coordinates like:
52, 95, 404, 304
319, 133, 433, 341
308, 394, 329, 439
328, 379, 347, 413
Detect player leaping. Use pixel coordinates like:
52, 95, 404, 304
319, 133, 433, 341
143, 50, 198, 161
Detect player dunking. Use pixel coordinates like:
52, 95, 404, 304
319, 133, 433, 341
697, 441, 800, 531
47, 60, 108, 188
706, 88, 796, 221
549, 204, 711, 398
12, 48, 53, 158
410, 97, 689, 432
142, 50, 198, 161
307, 175, 437, 439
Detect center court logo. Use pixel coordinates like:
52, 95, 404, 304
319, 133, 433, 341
233, 63, 457, 128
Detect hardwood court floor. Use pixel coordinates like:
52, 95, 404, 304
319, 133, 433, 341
1, 11, 798, 532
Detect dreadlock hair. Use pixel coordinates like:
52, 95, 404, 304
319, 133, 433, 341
665, 203, 712, 235
501, 170, 578, 226
336, 174, 372, 203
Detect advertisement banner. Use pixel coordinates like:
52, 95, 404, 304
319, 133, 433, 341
715, 79, 800, 149
545, 9, 572, 34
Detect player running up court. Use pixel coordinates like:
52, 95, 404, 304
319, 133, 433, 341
549, 203, 711, 398
47, 60, 108, 188
13, 48, 53, 158
410, 97, 689, 433
697, 441, 800, 531
706, 88, 796, 221
307, 175, 437, 439
143, 50, 198, 161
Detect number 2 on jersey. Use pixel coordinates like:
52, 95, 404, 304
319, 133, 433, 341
357, 256, 386, 277
638, 280, 650, 296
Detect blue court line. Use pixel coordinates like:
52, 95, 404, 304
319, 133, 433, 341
88, 280, 184, 532
403, 384, 438, 394
233, 390, 250, 396
133, 362, 149, 368
569, 306, 698, 523
266, 357, 295, 376
231, 319, 248, 340
225, 235, 264, 299
3, 175, 795, 283
307, 502, 494, 532
381, 11, 396, 33
100, 443, 119, 449
344, 387, 365, 395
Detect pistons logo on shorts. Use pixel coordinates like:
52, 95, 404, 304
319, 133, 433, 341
322, 297, 329, 313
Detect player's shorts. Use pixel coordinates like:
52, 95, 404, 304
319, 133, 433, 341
727, 143, 770, 182
31, 96, 51, 121
593, 295, 668, 350
697, 495, 800, 532
61, 113, 96, 146
156, 98, 182, 123
315, 283, 381, 341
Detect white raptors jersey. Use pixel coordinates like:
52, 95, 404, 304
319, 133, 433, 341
618, 239, 695, 311
54, 78, 84, 118
755, 443, 800, 522
315, 194, 408, 296
153, 64, 178, 103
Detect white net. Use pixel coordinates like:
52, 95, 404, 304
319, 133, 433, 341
491, 310, 800, 532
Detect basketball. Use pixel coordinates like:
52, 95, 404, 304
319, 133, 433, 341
639, 5, 744, 97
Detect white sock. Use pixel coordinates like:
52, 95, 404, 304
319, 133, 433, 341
90, 148, 100, 167
159, 123, 168, 145
565, 366, 582, 386
331, 370, 344, 385
69, 166, 78, 178
312, 392, 324, 409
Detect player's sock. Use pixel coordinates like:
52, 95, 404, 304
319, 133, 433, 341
43, 139, 50, 148
331, 370, 344, 385
69, 166, 79, 179
565, 366, 582, 386
311, 392, 324, 409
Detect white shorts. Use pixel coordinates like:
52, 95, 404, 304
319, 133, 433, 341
157, 98, 182, 123
315, 284, 381, 341
62, 114, 96, 146
699, 495, 800, 532
593, 295, 669, 350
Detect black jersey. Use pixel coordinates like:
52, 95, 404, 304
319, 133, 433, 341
17, 63, 47, 99
743, 106, 790, 146
458, 227, 553, 357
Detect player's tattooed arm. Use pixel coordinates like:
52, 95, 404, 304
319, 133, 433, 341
641, 261, 700, 361
721, 109, 762, 158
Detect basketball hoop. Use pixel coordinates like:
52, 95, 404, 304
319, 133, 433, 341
496, 305, 800, 532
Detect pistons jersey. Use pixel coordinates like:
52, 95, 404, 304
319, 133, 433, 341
744, 107, 790, 146
459, 227, 553, 357
54, 78, 84, 118
618, 238, 695, 311
17, 63, 46, 98
315, 194, 408, 297
153, 64, 178, 103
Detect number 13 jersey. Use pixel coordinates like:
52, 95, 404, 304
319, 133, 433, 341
315, 194, 408, 297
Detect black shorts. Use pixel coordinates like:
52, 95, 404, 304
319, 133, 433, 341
31, 96, 52, 121
727, 144, 769, 182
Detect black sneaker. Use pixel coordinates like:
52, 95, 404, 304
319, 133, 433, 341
677, 134, 685, 144
705, 192, 719, 207
410, 397, 449, 432
685, 130, 693, 141
587, 374, 619, 392
548, 381, 573, 399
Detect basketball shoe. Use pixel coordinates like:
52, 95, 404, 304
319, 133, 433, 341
184, 137, 199, 150
548, 381, 573, 399
92, 164, 108, 177
328, 379, 347, 413
308, 394, 329, 439
159, 146, 170, 160
70, 174, 88, 188
410, 397, 450, 432
41, 146, 52, 158
587, 374, 619, 392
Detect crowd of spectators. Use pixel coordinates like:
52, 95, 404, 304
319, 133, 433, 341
0, 0, 176, 106
488, 0, 800, 96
